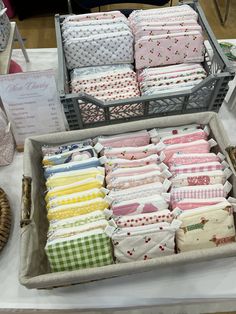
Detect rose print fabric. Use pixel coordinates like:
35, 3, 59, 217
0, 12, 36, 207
175, 201, 236, 252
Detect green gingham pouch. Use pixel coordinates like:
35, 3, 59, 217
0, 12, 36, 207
45, 228, 114, 271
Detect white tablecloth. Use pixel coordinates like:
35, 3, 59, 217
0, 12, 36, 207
0, 48, 236, 313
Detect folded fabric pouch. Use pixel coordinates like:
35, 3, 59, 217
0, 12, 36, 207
47, 187, 108, 209
150, 129, 209, 146
171, 169, 231, 189
105, 154, 162, 173
61, 17, 129, 34
135, 31, 204, 69
157, 139, 216, 163
48, 210, 106, 233
115, 209, 173, 228
107, 170, 168, 190
46, 167, 105, 189
109, 181, 171, 203
111, 221, 180, 262
45, 228, 113, 272
175, 201, 236, 252
111, 194, 169, 216
47, 219, 109, 242
42, 139, 93, 157
43, 146, 98, 166
170, 183, 232, 208
44, 157, 105, 178
64, 31, 134, 69
47, 197, 110, 221
103, 144, 159, 160
167, 152, 225, 167
94, 130, 150, 148
149, 122, 202, 144
45, 177, 104, 202
62, 22, 130, 40
129, 5, 198, 27
71, 64, 133, 79
106, 164, 168, 184
63, 11, 126, 23
135, 25, 202, 41
170, 161, 226, 175
172, 197, 227, 211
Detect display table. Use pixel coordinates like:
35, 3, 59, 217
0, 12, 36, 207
1, 49, 236, 314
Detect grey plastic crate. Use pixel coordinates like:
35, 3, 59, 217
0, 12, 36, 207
55, 0, 235, 130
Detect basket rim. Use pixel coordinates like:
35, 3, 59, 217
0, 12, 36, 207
0, 188, 11, 252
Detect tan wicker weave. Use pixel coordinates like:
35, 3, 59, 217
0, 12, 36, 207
0, 188, 11, 252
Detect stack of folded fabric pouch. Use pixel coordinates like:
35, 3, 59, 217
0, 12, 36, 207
149, 123, 236, 253
94, 130, 180, 263
129, 4, 205, 69
42, 140, 114, 272
137, 63, 207, 96
62, 11, 134, 69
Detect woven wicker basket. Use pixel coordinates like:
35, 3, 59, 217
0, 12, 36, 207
226, 146, 236, 172
0, 188, 11, 252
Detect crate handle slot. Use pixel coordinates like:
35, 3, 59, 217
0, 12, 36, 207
20, 175, 32, 228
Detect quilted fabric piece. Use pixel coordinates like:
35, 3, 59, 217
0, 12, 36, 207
64, 31, 134, 69
176, 201, 236, 252
45, 229, 113, 271
112, 223, 177, 262
0, 6, 11, 51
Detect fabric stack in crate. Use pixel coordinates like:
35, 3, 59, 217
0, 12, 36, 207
42, 140, 114, 272
94, 130, 180, 263
129, 4, 205, 69
149, 124, 236, 253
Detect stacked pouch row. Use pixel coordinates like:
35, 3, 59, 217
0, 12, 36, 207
94, 130, 180, 263
149, 123, 236, 253
70, 64, 141, 123
62, 11, 134, 69
138, 63, 207, 96
42, 140, 114, 272
129, 4, 205, 69
71, 64, 140, 101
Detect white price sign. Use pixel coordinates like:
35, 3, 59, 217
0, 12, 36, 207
0, 69, 66, 147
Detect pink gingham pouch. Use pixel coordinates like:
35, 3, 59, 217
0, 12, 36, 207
170, 182, 232, 208
170, 161, 228, 175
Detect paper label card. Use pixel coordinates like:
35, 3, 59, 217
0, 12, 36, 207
0, 69, 66, 146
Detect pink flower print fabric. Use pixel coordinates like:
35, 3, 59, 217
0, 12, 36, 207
173, 197, 226, 211
135, 31, 204, 69
63, 11, 126, 23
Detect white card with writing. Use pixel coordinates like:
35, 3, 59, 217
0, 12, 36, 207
0, 69, 66, 146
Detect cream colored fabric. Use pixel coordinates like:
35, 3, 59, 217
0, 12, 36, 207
176, 201, 236, 252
